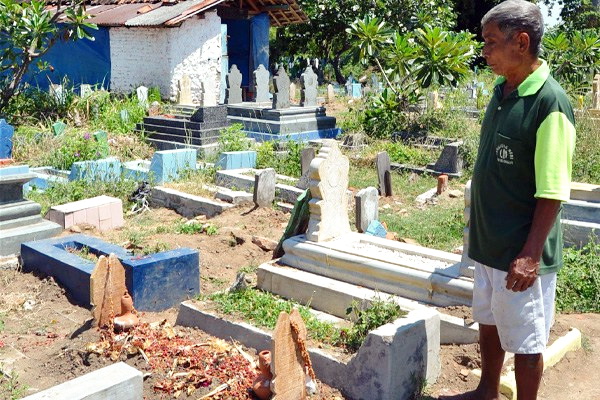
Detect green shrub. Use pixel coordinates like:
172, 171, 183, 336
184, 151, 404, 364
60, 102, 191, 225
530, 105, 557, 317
218, 123, 249, 152
45, 131, 104, 170
557, 238, 600, 313
384, 141, 432, 165
5, 80, 78, 125
572, 114, 600, 184
255, 140, 306, 178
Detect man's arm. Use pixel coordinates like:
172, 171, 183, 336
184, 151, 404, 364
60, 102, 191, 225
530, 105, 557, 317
505, 198, 561, 292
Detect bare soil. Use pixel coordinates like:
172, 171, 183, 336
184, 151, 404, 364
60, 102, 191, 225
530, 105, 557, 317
1, 205, 599, 400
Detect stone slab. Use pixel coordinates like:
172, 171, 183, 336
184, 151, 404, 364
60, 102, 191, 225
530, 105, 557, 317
123, 149, 197, 184
216, 151, 257, 170
0, 219, 62, 257
271, 310, 307, 399
22, 362, 143, 400
562, 219, 600, 248
21, 234, 200, 311
257, 262, 478, 344
570, 182, 600, 203
190, 105, 228, 123
254, 168, 276, 207
176, 300, 440, 400
90, 255, 127, 328
215, 187, 253, 205
150, 186, 234, 218
355, 187, 379, 233
47, 195, 124, 231
563, 199, 600, 224
215, 169, 305, 204
69, 157, 121, 182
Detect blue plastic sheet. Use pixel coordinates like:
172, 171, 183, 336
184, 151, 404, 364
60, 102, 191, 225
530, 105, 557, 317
224, 19, 251, 87
23, 26, 111, 91
251, 13, 269, 73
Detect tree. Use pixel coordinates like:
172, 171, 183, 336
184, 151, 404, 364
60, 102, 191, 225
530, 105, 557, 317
0, 0, 96, 113
271, 0, 457, 83
540, 0, 600, 29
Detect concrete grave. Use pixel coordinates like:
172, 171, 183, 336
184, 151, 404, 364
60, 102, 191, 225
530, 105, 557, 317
306, 140, 351, 242
52, 121, 67, 136
136, 85, 148, 106
273, 66, 291, 109
355, 187, 379, 233
253, 64, 270, 103
216, 150, 257, 170
79, 83, 93, 98
69, 157, 122, 182
150, 186, 234, 218
47, 195, 124, 232
21, 234, 200, 311
225, 65, 243, 104
376, 151, 393, 197
22, 362, 143, 400
0, 119, 14, 159
0, 169, 62, 256
90, 254, 127, 328
124, 149, 196, 184
216, 168, 304, 204
177, 299, 440, 400
254, 168, 277, 207
430, 141, 463, 175
300, 66, 318, 107
178, 74, 193, 105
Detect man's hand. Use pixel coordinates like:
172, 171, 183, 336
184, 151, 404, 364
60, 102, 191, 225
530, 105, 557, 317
506, 253, 539, 292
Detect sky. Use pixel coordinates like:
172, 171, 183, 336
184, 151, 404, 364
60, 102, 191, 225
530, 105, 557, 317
538, 1, 562, 27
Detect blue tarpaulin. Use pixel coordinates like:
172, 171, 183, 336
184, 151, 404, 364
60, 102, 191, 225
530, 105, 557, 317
251, 13, 269, 73
224, 19, 251, 87
23, 27, 111, 91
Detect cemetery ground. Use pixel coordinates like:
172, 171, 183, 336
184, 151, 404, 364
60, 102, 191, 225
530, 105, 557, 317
1, 170, 600, 399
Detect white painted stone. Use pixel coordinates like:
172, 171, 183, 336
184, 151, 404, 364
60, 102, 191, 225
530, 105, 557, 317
327, 84, 335, 103
80, 84, 93, 98
110, 11, 221, 103
22, 362, 142, 400
355, 187, 378, 233
178, 74, 193, 105
136, 86, 148, 106
306, 140, 351, 242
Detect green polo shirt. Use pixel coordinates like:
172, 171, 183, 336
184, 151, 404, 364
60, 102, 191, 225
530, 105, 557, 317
469, 61, 576, 274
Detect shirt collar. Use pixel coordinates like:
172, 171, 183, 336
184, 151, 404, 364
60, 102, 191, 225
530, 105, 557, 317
494, 60, 550, 97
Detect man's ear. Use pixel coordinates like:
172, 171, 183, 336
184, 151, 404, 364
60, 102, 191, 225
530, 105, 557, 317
516, 32, 531, 54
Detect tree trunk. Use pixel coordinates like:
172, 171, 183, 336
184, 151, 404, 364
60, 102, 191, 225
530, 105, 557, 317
332, 56, 345, 85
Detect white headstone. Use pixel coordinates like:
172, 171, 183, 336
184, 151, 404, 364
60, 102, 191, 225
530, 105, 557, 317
136, 86, 148, 107
50, 84, 64, 103
202, 79, 218, 107
80, 84, 93, 98
327, 84, 335, 104
289, 82, 297, 102
306, 140, 351, 242
178, 74, 193, 105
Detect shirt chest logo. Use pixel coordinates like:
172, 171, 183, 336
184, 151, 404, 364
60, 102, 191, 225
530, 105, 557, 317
496, 144, 514, 165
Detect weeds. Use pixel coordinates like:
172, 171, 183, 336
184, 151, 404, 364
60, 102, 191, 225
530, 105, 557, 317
218, 124, 249, 152
0, 370, 28, 400
557, 237, 600, 313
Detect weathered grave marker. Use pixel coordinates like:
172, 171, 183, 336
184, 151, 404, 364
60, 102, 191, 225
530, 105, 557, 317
136, 86, 148, 107
355, 187, 379, 233
254, 65, 270, 103
80, 84, 93, 98
296, 147, 316, 190
289, 82, 297, 102
203, 79, 218, 107
90, 254, 127, 328
376, 151, 392, 197
300, 66, 318, 107
120, 109, 129, 124
178, 74, 193, 105
327, 84, 335, 103
273, 66, 291, 109
271, 309, 308, 400
50, 84, 63, 103
225, 65, 243, 104
254, 168, 276, 207
52, 121, 67, 136
0, 119, 14, 159
306, 140, 351, 242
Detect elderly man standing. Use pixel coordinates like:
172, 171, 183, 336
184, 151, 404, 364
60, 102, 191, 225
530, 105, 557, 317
443, 1, 576, 400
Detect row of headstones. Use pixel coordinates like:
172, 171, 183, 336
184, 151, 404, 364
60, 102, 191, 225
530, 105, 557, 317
48, 83, 152, 111
225, 64, 319, 109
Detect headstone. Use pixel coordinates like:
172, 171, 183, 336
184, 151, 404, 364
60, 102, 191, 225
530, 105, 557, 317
253, 168, 276, 207
271, 309, 307, 400
253, 65, 270, 103
203, 79, 218, 107
120, 109, 129, 124
0, 119, 14, 159
50, 84, 64, 103
136, 86, 148, 107
300, 66, 318, 107
289, 82, 297, 102
80, 84, 93, 98
351, 83, 362, 99
432, 141, 463, 174
592, 74, 600, 110
345, 76, 354, 97
437, 174, 448, 195
376, 152, 392, 197
273, 66, 291, 109
178, 74, 193, 105
296, 147, 316, 190
52, 121, 67, 136
306, 140, 351, 242
327, 84, 335, 104
225, 65, 243, 104
93, 131, 110, 158
90, 254, 127, 328
355, 187, 379, 233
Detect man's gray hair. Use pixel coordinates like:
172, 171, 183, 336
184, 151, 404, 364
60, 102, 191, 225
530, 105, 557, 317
481, 0, 544, 57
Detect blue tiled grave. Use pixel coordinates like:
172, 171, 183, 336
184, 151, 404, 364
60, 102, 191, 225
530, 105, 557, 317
21, 235, 200, 311
123, 149, 197, 184
0, 119, 14, 159
216, 151, 257, 170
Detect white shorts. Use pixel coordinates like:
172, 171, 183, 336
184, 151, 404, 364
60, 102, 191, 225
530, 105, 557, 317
472, 262, 557, 354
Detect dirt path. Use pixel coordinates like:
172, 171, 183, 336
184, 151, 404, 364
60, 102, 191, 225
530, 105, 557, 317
1, 205, 599, 400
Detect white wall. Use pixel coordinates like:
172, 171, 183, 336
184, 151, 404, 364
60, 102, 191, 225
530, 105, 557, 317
109, 10, 222, 103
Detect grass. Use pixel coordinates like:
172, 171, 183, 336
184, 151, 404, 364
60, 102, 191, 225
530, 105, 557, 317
162, 169, 216, 198
0, 371, 28, 400
349, 165, 465, 252
204, 288, 406, 352
557, 237, 600, 313
572, 113, 600, 184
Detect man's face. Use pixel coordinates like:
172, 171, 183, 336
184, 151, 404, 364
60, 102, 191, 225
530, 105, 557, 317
482, 22, 523, 76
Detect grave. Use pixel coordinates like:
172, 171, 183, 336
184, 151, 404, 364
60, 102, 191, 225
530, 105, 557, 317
139, 104, 230, 155
178, 74, 193, 105
123, 148, 197, 184
216, 168, 304, 204
21, 234, 200, 311
46, 195, 124, 232
0, 168, 62, 256
216, 150, 257, 170
355, 187, 379, 233
0, 119, 14, 160
69, 157, 122, 181
254, 168, 277, 207
149, 186, 234, 218
227, 66, 341, 142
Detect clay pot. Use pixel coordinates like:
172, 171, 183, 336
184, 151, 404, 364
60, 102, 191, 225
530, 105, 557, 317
252, 350, 273, 400
114, 292, 139, 332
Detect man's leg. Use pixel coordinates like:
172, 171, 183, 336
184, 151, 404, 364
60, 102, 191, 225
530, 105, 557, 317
514, 353, 543, 400
440, 324, 504, 400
